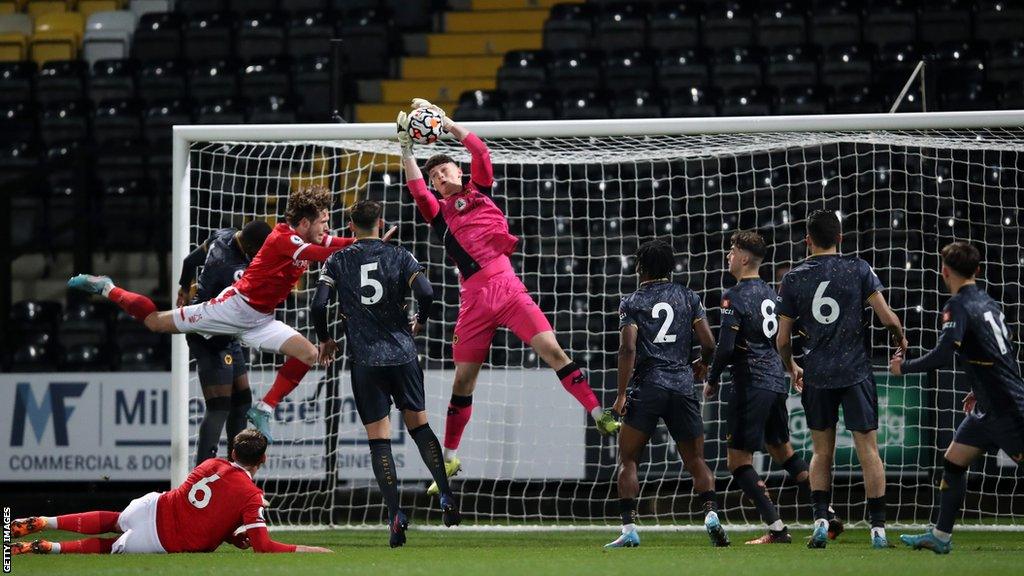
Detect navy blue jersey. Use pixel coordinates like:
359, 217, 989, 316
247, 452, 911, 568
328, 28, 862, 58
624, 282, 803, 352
194, 228, 249, 304
777, 254, 884, 388
906, 285, 1024, 417
716, 278, 788, 393
619, 280, 706, 394
319, 239, 423, 367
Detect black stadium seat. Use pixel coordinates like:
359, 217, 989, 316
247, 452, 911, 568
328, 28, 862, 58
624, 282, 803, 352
88, 59, 136, 103
35, 59, 86, 104
710, 46, 764, 91
133, 12, 184, 61
918, 0, 971, 44
143, 98, 191, 151
291, 55, 331, 120
973, 0, 1024, 43
188, 59, 239, 101
647, 2, 699, 50
656, 47, 709, 90
766, 45, 819, 89
611, 87, 663, 118
1, 100, 35, 144
247, 95, 297, 123
776, 84, 828, 115
39, 100, 89, 145
988, 41, 1024, 85
863, 0, 917, 46
593, 2, 647, 52
821, 44, 874, 89
286, 10, 333, 58
453, 89, 504, 121
543, 3, 593, 52
240, 57, 290, 101
194, 97, 246, 124
603, 48, 655, 90
719, 85, 773, 116
183, 12, 234, 61
932, 41, 987, 92
664, 85, 719, 117
337, 7, 391, 77
236, 11, 286, 60
548, 49, 602, 92
756, 1, 808, 48
702, 1, 755, 50
506, 90, 556, 121
808, 1, 861, 49
93, 98, 142, 144
497, 49, 549, 93
177, 0, 227, 16
0, 61, 35, 103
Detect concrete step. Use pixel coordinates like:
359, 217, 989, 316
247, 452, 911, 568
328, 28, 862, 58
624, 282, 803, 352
400, 55, 504, 79
424, 31, 542, 56
450, 0, 575, 10
445, 9, 548, 33
359, 77, 495, 104
355, 102, 457, 123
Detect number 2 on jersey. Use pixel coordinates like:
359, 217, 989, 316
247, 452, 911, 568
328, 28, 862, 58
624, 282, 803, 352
652, 302, 677, 343
360, 262, 384, 305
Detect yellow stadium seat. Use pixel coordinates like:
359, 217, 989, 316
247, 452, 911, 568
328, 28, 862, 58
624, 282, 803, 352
31, 11, 81, 64
27, 1, 71, 17
0, 1, 28, 15
0, 32, 27, 61
79, 0, 122, 20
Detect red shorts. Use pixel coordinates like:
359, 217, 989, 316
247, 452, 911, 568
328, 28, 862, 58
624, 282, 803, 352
453, 271, 552, 364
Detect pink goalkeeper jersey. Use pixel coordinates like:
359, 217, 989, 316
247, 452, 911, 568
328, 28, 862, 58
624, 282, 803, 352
406, 133, 518, 287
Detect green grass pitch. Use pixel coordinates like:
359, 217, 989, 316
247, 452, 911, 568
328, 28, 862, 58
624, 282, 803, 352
9, 529, 1024, 576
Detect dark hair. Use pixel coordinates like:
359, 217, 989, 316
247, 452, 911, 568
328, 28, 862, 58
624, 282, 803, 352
941, 241, 981, 278
635, 239, 675, 279
232, 429, 268, 466
350, 199, 382, 231
238, 220, 272, 259
731, 230, 767, 260
423, 154, 456, 176
806, 209, 841, 249
285, 185, 332, 226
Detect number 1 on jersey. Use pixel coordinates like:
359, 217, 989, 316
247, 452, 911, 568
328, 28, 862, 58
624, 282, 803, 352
984, 310, 1011, 354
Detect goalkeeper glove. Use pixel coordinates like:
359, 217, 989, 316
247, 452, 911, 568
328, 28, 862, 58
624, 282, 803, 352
411, 97, 453, 131
396, 110, 414, 158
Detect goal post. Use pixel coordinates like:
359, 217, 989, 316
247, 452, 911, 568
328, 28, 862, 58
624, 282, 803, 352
171, 110, 1024, 528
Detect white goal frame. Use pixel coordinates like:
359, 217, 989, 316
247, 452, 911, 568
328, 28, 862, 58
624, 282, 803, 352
170, 109, 1024, 494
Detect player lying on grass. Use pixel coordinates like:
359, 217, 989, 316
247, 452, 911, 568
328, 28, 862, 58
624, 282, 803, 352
706, 231, 843, 545
397, 98, 619, 494
890, 242, 1024, 555
68, 186, 394, 442
311, 200, 461, 548
606, 239, 729, 549
11, 430, 330, 555
178, 220, 271, 465
776, 210, 907, 549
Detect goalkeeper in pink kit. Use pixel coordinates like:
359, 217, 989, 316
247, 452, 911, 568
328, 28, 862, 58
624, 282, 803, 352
397, 99, 620, 493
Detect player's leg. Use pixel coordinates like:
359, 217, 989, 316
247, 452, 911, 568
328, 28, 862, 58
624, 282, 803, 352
192, 338, 234, 466
765, 440, 844, 540
12, 537, 119, 555
802, 382, 840, 548
844, 378, 887, 547
427, 360, 482, 496
668, 390, 728, 547
246, 328, 317, 442
226, 347, 252, 455
12, 511, 120, 539
605, 422, 649, 548
67, 274, 179, 332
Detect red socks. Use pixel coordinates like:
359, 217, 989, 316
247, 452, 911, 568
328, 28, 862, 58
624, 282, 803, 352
443, 394, 473, 451
262, 357, 311, 408
109, 287, 157, 323
57, 511, 120, 534
556, 362, 600, 413
59, 537, 117, 554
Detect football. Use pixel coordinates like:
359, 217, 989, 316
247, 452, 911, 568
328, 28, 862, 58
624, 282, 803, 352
407, 106, 446, 145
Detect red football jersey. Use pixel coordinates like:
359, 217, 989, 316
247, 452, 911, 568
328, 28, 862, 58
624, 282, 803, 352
155, 458, 266, 553
233, 223, 353, 313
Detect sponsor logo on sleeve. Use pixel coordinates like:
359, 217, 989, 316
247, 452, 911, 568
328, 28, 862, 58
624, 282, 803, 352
290, 235, 303, 245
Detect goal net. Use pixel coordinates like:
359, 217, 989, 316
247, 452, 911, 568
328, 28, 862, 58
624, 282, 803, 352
172, 113, 1024, 529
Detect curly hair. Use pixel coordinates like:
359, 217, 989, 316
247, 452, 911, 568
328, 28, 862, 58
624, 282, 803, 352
635, 239, 675, 279
285, 185, 332, 226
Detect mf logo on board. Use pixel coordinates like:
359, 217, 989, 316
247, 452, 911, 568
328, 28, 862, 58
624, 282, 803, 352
9, 382, 87, 447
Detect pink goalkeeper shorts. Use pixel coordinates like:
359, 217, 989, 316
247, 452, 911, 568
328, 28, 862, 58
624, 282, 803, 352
453, 258, 552, 364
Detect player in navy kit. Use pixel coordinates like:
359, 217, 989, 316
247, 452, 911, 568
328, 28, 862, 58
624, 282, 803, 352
707, 231, 842, 544
311, 200, 459, 548
776, 210, 907, 549
891, 242, 1024, 554
178, 221, 272, 465
606, 239, 728, 549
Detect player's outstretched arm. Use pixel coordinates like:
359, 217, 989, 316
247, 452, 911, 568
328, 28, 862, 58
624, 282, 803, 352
892, 303, 963, 375
411, 98, 493, 190
614, 325, 638, 416
868, 291, 908, 354
397, 110, 440, 223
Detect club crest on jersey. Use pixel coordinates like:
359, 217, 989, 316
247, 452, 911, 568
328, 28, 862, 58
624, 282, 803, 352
290, 235, 303, 245
722, 299, 730, 308
234, 269, 244, 281
454, 198, 468, 211
224, 354, 233, 366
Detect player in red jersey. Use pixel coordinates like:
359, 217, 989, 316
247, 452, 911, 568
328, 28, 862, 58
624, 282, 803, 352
10, 430, 330, 555
397, 98, 620, 493
67, 186, 394, 441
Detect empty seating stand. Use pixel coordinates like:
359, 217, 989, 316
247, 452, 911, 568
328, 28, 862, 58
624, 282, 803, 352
83, 9, 135, 65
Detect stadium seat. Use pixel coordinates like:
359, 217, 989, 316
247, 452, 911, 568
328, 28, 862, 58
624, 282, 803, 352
10, 299, 61, 332
176, 0, 226, 15
188, 58, 238, 101
239, 56, 289, 100
236, 10, 285, 60
611, 87, 663, 118
710, 46, 764, 91
702, 0, 755, 50
336, 7, 390, 77
765, 45, 819, 89
132, 11, 183, 61
973, 0, 1024, 43
11, 343, 57, 371
828, 83, 883, 113
30, 11, 84, 65
496, 49, 549, 93
80, 1, 124, 20
83, 10, 136, 66
99, 176, 153, 248
291, 54, 329, 119
26, 0, 70, 17
720, 85, 773, 116
60, 301, 112, 347
548, 49, 602, 92
118, 344, 163, 370
0, 60, 34, 102
88, 57, 135, 102
143, 97, 190, 151
505, 89, 556, 120
286, 0, 328, 11
663, 85, 719, 117
95, 136, 145, 182
39, 99, 88, 144
137, 58, 185, 101
775, 84, 828, 114
559, 88, 611, 119
129, 0, 170, 19
542, 3, 593, 52
808, 1, 861, 49
863, 0, 917, 46
820, 44, 873, 89
0, 138, 39, 169
593, 2, 647, 52
940, 81, 998, 112
62, 344, 111, 371
0, 13, 32, 61
246, 94, 294, 123
452, 89, 504, 121
918, 0, 971, 44
93, 98, 141, 143
874, 42, 924, 92
603, 48, 654, 90
285, 9, 332, 58
755, 1, 808, 48
932, 41, 987, 92
182, 11, 232, 61
988, 40, 1024, 85
228, 0, 277, 11
655, 47, 709, 90
647, 2, 699, 50
35, 58, 86, 104
194, 97, 244, 124
1, 100, 34, 143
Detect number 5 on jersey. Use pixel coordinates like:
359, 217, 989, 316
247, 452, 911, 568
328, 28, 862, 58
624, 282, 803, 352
360, 262, 383, 305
